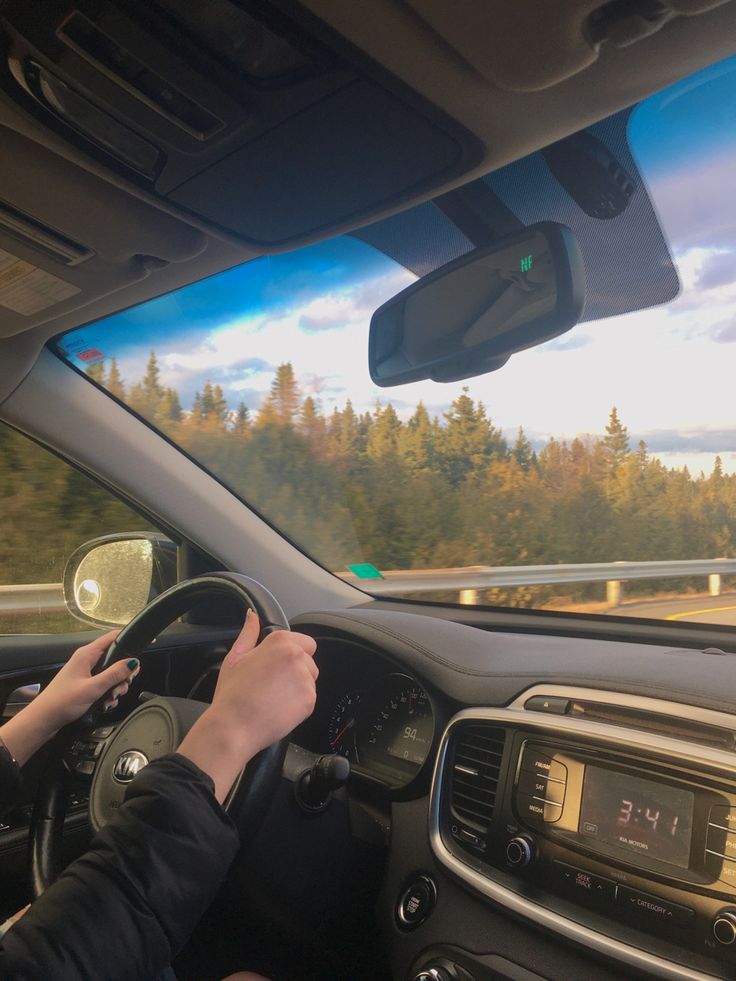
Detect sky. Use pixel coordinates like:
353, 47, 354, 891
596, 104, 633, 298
58, 55, 736, 476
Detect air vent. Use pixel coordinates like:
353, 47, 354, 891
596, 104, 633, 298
449, 723, 506, 832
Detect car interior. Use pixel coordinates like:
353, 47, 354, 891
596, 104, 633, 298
3, 2, 736, 980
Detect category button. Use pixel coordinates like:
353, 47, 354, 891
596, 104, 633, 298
554, 862, 616, 903
616, 886, 693, 927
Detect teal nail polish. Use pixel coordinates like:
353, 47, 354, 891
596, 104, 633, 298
114, 692, 121, 701
127, 659, 139, 670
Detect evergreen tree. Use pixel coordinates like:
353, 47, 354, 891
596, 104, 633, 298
107, 358, 125, 399
513, 427, 535, 472
603, 407, 629, 473
261, 363, 301, 425
85, 362, 105, 384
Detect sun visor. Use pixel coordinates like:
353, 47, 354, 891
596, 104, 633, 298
0, 0, 481, 247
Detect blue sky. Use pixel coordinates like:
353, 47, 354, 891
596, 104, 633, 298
59, 55, 736, 474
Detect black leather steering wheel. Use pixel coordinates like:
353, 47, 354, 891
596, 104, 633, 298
31, 572, 290, 898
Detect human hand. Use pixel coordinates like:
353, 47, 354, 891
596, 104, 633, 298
32, 630, 141, 730
0, 631, 140, 766
178, 611, 318, 801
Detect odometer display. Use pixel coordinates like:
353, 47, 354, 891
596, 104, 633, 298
357, 675, 434, 785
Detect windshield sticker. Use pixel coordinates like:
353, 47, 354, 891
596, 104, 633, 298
0, 249, 79, 316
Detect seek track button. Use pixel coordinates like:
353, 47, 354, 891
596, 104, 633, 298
554, 862, 616, 903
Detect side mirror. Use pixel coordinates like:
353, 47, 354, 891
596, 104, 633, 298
369, 221, 585, 386
63, 532, 177, 628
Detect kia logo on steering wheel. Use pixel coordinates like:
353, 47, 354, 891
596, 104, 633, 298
113, 749, 149, 783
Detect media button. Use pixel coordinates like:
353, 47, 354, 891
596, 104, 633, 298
554, 862, 616, 903
516, 793, 545, 825
616, 886, 693, 927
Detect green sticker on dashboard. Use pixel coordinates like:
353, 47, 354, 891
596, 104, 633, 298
347, 563, 384, 580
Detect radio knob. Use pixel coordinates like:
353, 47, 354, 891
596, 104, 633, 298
713, 910, 736, 946
506, 835, 534, 867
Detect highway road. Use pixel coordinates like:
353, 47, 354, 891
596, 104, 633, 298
611, 593, 736, 625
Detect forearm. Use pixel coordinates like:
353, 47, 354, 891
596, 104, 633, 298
0, 701, 56, 768
177, 707, 259, 803
0, 755, 239, 981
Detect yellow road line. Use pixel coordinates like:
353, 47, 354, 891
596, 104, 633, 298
666, 604, 736, 621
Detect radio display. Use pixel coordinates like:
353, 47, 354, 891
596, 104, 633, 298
579, 766, 694, 869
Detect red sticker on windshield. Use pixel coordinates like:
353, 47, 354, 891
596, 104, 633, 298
78, 347, 104, 363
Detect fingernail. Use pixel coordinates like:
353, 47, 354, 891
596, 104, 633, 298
246, 608, 252, 621
126, 658, 139, 670
114, 693, 121, 701
104, 702, 114, 712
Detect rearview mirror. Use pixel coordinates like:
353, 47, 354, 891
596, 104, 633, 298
63, 532, 177, 628
369, 221, 585, 386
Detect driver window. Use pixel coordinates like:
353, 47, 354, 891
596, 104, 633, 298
0, 421, 157, 635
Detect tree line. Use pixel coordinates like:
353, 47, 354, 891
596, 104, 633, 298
74, 353, 736, 608
3, 350, 735, 621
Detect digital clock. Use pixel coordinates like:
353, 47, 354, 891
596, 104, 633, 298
579, 766, 695, 869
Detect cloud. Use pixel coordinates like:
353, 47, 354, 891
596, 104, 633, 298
696, 251, 736, 291
633, 428, 736, 453
298, 268, 412, 333
711, 316, 736, 343
541, 333, 592, 352
647, 153, 736, 253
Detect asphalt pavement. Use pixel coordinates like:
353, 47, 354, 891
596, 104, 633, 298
611, 592, 736, 625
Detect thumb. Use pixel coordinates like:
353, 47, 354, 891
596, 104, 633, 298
89, 657, 139, 699
224, 609, 260, 667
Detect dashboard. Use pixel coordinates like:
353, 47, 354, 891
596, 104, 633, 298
285, 608, 736, 981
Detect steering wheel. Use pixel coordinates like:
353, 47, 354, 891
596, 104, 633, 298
31, 571, 290, 898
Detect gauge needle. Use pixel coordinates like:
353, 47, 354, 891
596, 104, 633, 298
330, 718, 354, 748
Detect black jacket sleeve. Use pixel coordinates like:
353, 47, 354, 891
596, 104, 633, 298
0, 738, 22, 817
0, 754, 240, 981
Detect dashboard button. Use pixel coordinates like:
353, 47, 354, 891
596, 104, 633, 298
554, 862, 616, 903
518, 770, 566, 806
516, 792, 562, 825
525, 695, 570, 714
521, 748, 554, 776
516, 793, 545, 824
707, 825, 736, 859
616, 886, 693, 927
397, 875, 436, 929
518, 770, 548, 798
710, 805, 736, 832
705, 848, 736, 887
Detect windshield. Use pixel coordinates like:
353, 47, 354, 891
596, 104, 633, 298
56, 55, 736, 627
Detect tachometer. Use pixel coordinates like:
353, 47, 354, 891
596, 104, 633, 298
327, 691, 361, 758
356, 674, 434, 785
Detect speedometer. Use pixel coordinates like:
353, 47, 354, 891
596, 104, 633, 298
327, 691, 361, 758
356, 674, 434, 786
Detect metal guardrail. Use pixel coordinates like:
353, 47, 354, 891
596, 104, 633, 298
2, 559, 736, 615
0, 583, 67, 616
340, 559, 736, 594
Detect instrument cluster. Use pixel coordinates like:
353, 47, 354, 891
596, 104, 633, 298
294, 642, 436, 788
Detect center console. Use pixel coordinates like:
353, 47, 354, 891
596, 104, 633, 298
430, 687, 736, 979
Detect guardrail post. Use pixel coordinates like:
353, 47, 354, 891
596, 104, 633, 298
606, 580, 622, 607
459, 589, 479, 605
709, 573, 721, 597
